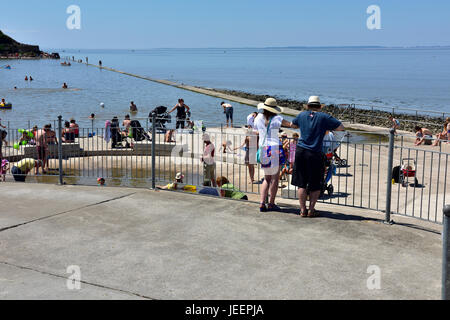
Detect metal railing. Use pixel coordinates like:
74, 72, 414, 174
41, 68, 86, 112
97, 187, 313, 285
1, 116, 449, 224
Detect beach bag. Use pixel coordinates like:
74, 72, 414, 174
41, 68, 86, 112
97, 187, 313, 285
256, 118, 272, 164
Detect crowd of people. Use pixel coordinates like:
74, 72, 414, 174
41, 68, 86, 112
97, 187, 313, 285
159, 95, 345, 217
1, 89, 448, 218
0, 119, 80, 182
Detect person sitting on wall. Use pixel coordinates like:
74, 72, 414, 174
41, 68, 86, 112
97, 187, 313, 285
414, 126, 433, 146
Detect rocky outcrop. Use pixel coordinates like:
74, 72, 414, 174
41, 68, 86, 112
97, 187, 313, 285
0, 30, 42, 57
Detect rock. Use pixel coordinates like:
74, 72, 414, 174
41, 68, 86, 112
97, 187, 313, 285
0, 30, 41, 57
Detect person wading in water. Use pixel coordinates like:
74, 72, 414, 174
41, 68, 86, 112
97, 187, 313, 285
169, 98, 190, 129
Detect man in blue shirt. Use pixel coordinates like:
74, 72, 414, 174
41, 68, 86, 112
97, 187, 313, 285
291, 96, 345, 217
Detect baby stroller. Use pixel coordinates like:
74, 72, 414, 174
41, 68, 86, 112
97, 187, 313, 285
149, 106, 171, 132
110, 118, 127, 149
399, 158, 419, 187
129, 120, 151, 142
324, 132, 348, 167
321, 149, 335, 197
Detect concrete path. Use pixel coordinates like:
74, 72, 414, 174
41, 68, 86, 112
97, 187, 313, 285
0, 182, 443, 300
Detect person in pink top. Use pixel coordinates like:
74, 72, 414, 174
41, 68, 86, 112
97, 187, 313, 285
201, 134, 216, 187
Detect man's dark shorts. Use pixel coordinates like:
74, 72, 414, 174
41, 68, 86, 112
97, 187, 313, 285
291, 146, 325, 192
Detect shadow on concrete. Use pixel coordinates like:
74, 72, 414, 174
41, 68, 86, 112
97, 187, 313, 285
278, 207, 382, 222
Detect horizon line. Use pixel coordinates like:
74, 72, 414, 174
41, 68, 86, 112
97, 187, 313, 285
43, 45, 450, 51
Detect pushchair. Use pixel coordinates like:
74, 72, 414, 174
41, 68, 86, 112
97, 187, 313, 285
392, 158, 419, 187
129, 120, 151, 142
149, 106, 171, 132
321, 147, 336, 197
320, 132, 348, 197
323, 132, 348, 167
110, 118, 128, 149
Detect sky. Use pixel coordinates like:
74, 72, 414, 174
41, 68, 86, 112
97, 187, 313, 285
2, 0, 450, 49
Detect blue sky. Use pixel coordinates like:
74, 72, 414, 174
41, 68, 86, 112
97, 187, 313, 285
2, 0, 450, 49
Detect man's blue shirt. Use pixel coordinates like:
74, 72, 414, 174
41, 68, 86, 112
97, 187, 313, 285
292, 111, 342, 153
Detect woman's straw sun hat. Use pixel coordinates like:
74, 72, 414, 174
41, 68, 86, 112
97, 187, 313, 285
257, 98, 284, 114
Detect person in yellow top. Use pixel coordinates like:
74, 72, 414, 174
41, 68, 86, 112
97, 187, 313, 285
11, 158, 41, 182
158, 172, 197, 193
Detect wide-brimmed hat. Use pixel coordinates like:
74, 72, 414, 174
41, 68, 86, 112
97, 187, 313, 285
175, 172, 184, 180
202, 134, 211, 142
257, 98, 284, 114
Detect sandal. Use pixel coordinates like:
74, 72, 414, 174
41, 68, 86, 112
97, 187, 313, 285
260, 204, 267, 213
308, 209, 320, 218
267, 204, 281, 212
300, 210, 308, 217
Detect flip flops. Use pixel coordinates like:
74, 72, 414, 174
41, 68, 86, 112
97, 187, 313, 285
307, 209, 320, 218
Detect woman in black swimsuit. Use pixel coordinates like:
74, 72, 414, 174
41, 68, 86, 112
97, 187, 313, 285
169, 99, 190, 129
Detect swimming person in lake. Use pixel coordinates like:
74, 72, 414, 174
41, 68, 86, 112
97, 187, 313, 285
62, 83, 68, 89
169, 99, 190, 129
291, 96, 345, 217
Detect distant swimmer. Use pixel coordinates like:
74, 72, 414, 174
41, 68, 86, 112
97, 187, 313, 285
25, 76, 28, 81
14, 86, 17, 90
100, 102, 105, 108
130, 101, 138, 112
99, 60, 102, 67
29, 76, 33, 81
62, 83, 68, 89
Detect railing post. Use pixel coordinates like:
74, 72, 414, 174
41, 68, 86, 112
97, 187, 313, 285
385, 128, 395, 224
57, 115, 64, 185
151, 112, 156, 189
442, 205, 450, 300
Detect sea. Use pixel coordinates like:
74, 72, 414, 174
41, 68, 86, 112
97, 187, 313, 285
1, 47, 450, 129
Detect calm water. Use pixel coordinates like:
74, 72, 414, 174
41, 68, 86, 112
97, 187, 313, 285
1, 47, 450, 128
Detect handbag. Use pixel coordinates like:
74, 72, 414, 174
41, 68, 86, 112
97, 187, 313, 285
256, 118, 272, 164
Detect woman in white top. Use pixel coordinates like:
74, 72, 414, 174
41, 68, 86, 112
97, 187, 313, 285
254, 98, 297, 212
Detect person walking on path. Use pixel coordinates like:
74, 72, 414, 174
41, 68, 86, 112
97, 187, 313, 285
169, 99, 190, 129
221, 102, 234, 128
254, 98, 297, 212
291, 96, 345, 217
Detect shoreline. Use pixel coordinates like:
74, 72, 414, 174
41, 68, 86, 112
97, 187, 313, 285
208, 89, 448, 133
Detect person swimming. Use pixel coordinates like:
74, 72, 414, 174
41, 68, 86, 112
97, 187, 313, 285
62, 83, 68, 89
